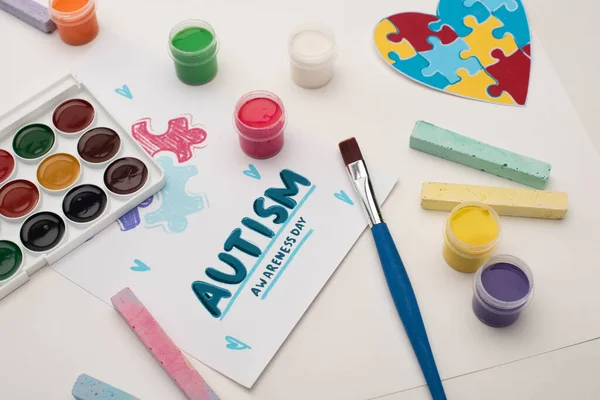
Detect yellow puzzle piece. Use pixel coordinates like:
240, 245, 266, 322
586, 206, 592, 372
461, 15, 518, 67
446, 68, 515, 104
374, 19, 417, 63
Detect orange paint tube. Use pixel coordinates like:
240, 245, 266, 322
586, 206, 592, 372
49, 0, 99, 46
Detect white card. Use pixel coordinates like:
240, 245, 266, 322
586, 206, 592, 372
52, 34, 398, 387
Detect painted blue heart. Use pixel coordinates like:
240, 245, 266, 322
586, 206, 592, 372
243, 164, 261, 180
130, 259, 150, 272
225, 335, 252, 350
115, 84, 133, 99
334, 190, 354, 206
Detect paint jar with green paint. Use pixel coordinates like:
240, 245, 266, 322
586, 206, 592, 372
169, 20, 219, 85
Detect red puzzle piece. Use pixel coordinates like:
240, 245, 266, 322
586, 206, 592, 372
486, 48, 531, 105
387, 12, 458, 52
522, 44, 531, 58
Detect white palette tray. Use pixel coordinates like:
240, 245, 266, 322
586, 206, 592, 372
0, 74, 165, 300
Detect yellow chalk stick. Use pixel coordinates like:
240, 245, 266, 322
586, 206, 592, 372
421, 182, 568, 219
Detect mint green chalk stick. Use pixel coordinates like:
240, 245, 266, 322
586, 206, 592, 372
410, 121, 551, 189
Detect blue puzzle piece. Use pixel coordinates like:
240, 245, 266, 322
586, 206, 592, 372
420, 37, 482, 84
144, 156, 206, 233
463, 0, 518, 12
492, 2, 530, 48
389, 51, 450, 90
430, 0, 491, 37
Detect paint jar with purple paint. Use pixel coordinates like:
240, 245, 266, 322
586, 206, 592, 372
472, 254, 534, 328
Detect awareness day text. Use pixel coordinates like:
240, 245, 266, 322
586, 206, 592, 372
192, 169, 313, 318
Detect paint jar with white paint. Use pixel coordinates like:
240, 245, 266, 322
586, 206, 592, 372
288, 24, 337, 89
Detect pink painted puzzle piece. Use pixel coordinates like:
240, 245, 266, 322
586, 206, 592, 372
131, 116, 207, 163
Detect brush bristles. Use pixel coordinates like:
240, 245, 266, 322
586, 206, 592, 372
338, 137, 364, 166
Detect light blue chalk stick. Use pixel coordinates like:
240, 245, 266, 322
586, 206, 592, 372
72, 374, 139, 400
410, 121, 551, 189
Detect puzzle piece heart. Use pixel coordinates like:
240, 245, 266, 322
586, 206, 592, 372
374, 0, 530, 105
130, 259, 151, 272
225, 335, 252, 350
334, 190, 354, 205
115, 84, 133, 99
243, 164, 261, 180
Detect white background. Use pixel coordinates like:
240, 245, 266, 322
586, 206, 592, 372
1, 0, 599, 399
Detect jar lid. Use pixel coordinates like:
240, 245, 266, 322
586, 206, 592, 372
169, 19, 219, 65
49, 0, 96, 23
233, 91, 287, 142
444, 201, 502, 255
288, 23, 337, 68
474, 254, 535, 311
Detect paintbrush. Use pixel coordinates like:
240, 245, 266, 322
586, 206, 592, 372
339, 137, 446, 400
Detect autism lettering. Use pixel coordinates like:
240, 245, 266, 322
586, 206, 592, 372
131, 115, 208, 163
191, 169, 312, 318
145, 156, 207, 233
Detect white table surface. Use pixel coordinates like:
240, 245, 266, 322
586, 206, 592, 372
1, 1, 599, 399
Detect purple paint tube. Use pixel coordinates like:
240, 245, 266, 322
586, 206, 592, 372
472, 254, 534, 327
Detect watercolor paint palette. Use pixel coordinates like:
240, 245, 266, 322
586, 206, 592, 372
0, 75, 165, 300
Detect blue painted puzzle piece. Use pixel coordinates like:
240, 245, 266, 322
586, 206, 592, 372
389, 51, 450, 90
420, 37, 482, 84
491, 2, 530, 48
463, 0, 518, 12
430, 0, 491, 37
144, 156, 206, 233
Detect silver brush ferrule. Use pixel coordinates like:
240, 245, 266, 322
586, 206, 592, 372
347, 160, 383, 227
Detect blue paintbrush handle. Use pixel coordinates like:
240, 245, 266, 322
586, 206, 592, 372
371, 223, 447, 400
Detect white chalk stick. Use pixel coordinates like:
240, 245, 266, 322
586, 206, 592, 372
421, 182, 568, 219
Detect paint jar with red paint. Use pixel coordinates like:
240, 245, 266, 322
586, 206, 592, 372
233, 91, 286, 159
49, 0, 99, 46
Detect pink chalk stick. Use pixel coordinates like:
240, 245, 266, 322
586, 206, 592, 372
111, 288, 219, 400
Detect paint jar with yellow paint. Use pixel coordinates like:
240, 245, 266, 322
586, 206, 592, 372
443, 202, 501, 273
